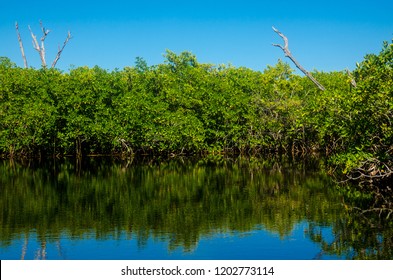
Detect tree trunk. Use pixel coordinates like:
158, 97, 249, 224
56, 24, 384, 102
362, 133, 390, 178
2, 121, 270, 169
15, 22, 28, 68
76, 136, 82, 158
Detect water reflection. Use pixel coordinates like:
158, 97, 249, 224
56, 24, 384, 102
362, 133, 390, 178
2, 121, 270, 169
0, 156, 391, 259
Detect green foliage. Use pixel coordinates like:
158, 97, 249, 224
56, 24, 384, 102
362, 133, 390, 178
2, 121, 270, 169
0, 66, 60, 156
0, 42, 392, 172
352, 41, 393, 158
330, 151, 373, 174
1, 41, 393, 255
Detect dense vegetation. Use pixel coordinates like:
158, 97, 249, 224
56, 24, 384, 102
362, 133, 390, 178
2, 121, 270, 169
0, 41, 392, 211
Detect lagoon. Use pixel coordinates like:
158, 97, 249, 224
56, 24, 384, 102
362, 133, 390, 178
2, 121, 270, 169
0, 157, 391, 259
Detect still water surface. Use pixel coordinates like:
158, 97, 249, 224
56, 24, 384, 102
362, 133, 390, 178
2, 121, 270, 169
0, 157, 391, 259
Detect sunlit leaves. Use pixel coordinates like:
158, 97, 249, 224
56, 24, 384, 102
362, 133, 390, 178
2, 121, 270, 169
0, 44, 392, 162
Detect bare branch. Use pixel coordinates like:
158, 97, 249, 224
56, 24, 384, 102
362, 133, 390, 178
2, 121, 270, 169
28, 25, 39, 51
18, 22, 72, 69
338, 158, 392, 188
272, 26, 325, 91
51, 31, 72, 68
29, 24, 47, 67
272, 26, 288, 52
349, 158, 392, 180
39, 20, 50, 38
39, 21, 50, 60
15, 22, 28, 68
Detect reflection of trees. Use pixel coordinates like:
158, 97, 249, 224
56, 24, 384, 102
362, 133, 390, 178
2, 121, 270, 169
0, 157, 391, 259
306, 214, 393, 260
19, 232, 65, 260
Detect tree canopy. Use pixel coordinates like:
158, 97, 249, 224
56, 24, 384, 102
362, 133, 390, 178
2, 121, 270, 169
1, 41, 392, 211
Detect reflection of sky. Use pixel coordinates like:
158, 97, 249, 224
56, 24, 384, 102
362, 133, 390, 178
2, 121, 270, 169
0, 222, 344, 260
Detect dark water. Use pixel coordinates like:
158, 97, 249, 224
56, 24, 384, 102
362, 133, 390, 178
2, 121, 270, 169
0, 156, 392, 260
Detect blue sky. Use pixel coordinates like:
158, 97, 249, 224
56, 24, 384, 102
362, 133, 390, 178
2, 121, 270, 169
1, 0, 393, 72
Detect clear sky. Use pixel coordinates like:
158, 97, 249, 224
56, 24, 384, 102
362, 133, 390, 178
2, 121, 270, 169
1, 0, 392, 72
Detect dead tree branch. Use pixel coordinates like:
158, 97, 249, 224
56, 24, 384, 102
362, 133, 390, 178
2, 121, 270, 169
28, 21, 50, 67
344, 158, 392, 182
15, 22, 28, 68
272, 26, 325, 91
25, 21, 71, 68
51, 31, 72, 68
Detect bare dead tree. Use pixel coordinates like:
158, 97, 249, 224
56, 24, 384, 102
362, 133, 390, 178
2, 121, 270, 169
272, 26, 325, 91
28, 21, 50, 67
25, 21, 71, 68
15, 22, 28, 68
51, 31, 72, 68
